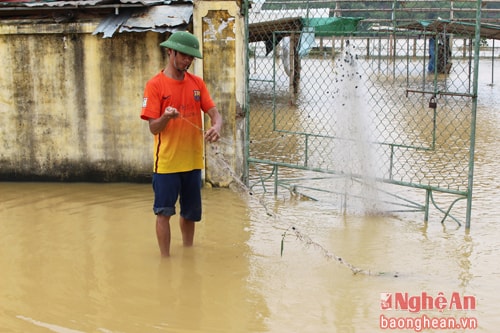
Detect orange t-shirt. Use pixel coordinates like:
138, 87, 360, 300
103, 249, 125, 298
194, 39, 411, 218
141, 71, 216, 173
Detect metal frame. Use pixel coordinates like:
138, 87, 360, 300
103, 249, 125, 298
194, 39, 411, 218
244, 0, 487, 228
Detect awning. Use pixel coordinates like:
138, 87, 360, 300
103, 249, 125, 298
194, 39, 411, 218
248, 16, 363, 56
304, 17, 363, 37
248, 17, 303, 55
399, 19, 500, 40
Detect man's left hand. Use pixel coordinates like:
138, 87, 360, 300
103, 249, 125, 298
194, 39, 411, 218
205, 128, 220, 143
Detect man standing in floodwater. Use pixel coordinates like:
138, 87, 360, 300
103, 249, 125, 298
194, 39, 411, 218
140, 31, 223, 257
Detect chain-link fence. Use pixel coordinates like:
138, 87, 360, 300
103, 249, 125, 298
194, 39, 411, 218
245, 1, 496, 227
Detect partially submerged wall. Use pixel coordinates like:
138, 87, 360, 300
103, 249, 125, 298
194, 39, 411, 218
194, 0, 246, 187
0, 21, 165, 181
0, 7, 246, 184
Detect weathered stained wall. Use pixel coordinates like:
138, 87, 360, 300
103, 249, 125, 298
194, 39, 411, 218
0, 22, 167, 181
194, 0, 246, 187
0, 6, 247, 185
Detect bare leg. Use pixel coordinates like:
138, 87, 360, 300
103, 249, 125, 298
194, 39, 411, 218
179, 216, 195, 247
156, 214, 171, 257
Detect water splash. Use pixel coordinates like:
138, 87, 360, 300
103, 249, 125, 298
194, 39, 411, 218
332, 41, 384, 215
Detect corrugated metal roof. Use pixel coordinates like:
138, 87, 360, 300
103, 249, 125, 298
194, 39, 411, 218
0, 0, 165, 6
119, 0, 177, 4
0, 0, 193, 38
93, 4, 192, 38
399, 19, 500, 40
122, 4, 191, 31
92, 7, 133, 37
1, 0, 113, 7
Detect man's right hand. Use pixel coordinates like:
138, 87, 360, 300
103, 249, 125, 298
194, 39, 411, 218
164, 106, 179, 119
149, 107, 179, 135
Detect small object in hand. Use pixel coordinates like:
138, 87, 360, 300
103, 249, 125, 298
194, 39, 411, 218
165, 106, 179, 119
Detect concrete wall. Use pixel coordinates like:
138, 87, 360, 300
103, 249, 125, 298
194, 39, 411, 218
0, 6, 246, 184
194, 0, 246, 187
0, 22, 167, 181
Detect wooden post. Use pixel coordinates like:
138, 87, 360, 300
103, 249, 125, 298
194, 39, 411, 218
289, 31, 301, 104
332, 36, 336, 59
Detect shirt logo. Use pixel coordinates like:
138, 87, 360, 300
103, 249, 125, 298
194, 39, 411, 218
193, 90, 201, 102
142, 97, 148, 108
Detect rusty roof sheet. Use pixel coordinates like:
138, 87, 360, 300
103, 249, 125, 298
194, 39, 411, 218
0, 0, 165, 6
122, 4, 191, 30
93, 4, 192, 38
0, 1, 193, 38
0, 0, 111, 7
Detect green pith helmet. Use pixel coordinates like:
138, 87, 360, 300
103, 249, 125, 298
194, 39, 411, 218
160, 31, 202, 59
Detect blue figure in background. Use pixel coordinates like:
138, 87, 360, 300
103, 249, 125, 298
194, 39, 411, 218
428, 36, 436, 73
428, 35, 452, 74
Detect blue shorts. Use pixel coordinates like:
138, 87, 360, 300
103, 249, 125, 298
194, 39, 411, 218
152, 170, 202, 222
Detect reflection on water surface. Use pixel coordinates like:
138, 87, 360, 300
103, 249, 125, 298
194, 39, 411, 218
1, 61, 499, 333
0, 176, 499, 332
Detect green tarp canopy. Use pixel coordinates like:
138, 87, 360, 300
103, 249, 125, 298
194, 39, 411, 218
303, 17, 363, 36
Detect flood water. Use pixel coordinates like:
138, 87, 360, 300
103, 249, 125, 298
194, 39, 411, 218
1, 62, 500, 332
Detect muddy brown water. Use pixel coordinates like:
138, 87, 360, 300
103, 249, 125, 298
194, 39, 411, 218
2, 178, 498, 332
1, 62, 499, 332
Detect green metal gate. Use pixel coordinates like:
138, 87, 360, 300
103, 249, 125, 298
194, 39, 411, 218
244, 0, 494, 228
